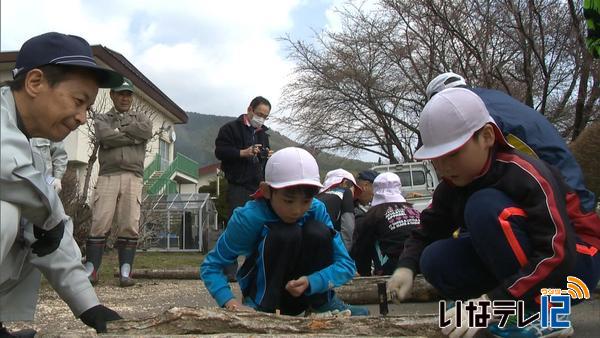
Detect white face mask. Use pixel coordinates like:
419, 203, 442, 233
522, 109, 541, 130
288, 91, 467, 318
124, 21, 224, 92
250, 115, 265, 128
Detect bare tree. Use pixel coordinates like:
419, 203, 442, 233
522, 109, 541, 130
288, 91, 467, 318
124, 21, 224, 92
59, 167, 92, 247
279, 3, 421, 163
280, 0, 599, 162
567, 0, 600, 141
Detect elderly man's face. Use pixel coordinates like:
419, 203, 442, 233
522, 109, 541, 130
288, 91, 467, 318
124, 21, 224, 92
356, 179, 374, 204
110, 90, 133, 113
27, 70, 97, 141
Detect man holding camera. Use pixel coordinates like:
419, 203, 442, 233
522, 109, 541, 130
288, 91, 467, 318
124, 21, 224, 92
215, 96, 271, 280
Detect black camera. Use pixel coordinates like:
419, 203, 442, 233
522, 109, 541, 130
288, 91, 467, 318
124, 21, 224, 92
258, 146, 270, 159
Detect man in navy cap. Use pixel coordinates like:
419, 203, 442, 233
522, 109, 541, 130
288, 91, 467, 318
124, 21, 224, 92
1, 32, 123, 336
354, 170, 379, 217
350, 170, 379, 273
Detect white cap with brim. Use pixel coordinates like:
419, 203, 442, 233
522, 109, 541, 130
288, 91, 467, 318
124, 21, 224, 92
320, 168, 361, 193
265, 147, 323, 189
426, 72, 467, 100
415, 88, 509, 160
371, 172, 406, 207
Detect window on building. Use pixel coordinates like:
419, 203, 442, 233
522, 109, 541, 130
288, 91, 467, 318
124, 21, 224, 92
159, 139, 170, 170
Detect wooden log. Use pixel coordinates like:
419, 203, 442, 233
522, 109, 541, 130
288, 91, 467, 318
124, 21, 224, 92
336, 275, 441, 304
107, 306, 443, 336
114, 270, 440, 303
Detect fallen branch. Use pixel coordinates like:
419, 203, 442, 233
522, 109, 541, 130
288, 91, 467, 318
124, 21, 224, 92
107, 306, 442, 336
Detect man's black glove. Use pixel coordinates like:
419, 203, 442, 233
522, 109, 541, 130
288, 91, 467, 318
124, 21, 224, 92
80, 304, 122, 333
31, 221, 65, 257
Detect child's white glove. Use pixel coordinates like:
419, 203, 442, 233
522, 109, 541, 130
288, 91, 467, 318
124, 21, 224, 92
441, 294, 489, 338
387, 267, 414, 302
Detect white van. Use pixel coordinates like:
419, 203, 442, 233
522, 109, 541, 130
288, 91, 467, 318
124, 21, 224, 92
370, 161, 439, 211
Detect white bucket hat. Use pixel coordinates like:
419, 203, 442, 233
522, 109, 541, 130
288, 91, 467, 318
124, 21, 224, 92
426, 72, 467, 100
264, 147, 323, 189
371, 172, 406, 207
414, 88, 508, 160
320, 168, 360, 193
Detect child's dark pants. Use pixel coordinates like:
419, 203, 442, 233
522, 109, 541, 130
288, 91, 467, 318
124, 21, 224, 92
419, 188, 600, 305
238, 219, 335, 315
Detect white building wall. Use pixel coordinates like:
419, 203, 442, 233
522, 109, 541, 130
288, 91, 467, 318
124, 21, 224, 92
197, 174, 218, 188
179, 183, 198, 194
0, 69, 12, 83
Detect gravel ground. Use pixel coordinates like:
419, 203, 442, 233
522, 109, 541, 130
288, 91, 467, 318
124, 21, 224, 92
7, 279, 228, 335
5, 279, 599, 337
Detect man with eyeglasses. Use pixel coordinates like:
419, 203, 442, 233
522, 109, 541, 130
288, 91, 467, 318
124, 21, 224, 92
215, 96, 272, 281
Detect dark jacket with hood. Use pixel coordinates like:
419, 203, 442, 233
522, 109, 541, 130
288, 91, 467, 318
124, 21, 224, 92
397, 148, 594, 307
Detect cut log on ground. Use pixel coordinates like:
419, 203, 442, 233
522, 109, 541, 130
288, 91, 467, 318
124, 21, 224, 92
115, 270, 441, 303
107, 306, 443, 336
336, 275, 441, 304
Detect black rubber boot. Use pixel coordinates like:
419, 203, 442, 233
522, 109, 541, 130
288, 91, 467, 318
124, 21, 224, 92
0, 322, 36, 338
84, 237, 106, 285
116, 237, 137, 287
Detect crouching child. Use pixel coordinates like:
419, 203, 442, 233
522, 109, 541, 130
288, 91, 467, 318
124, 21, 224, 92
387, 88, 600, 337
201, 147, 369, 316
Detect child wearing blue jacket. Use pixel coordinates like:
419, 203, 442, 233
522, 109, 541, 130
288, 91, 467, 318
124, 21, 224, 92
201, 147, 368, 316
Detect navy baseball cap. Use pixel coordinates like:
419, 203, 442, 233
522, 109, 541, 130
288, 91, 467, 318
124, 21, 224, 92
357, 170, 379, 183
12, 32, 123, 88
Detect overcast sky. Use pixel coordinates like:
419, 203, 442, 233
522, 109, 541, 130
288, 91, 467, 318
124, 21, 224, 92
1, 0, 353, 118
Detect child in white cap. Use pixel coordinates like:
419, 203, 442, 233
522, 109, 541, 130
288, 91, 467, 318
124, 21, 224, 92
387, 88, 600, 337
201, 148, 369, 316
351, 172, 420, 276
316, 169, 361, 251
427, 72, 600, 224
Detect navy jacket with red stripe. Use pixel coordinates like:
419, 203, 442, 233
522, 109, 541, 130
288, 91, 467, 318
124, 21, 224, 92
397, 149, 583, 305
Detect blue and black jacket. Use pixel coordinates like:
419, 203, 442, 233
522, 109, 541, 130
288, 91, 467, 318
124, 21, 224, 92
200, 198, 356, 307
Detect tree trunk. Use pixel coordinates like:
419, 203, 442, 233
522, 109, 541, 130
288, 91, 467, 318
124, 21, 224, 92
107, 306, 443, 336
81, 142, 99, 202
571, 62, 590, 141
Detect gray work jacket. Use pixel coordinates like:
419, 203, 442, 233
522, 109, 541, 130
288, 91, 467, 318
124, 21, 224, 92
29, 138, 68, 179
0, 86, 99, 318
0, 86, 65, 230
